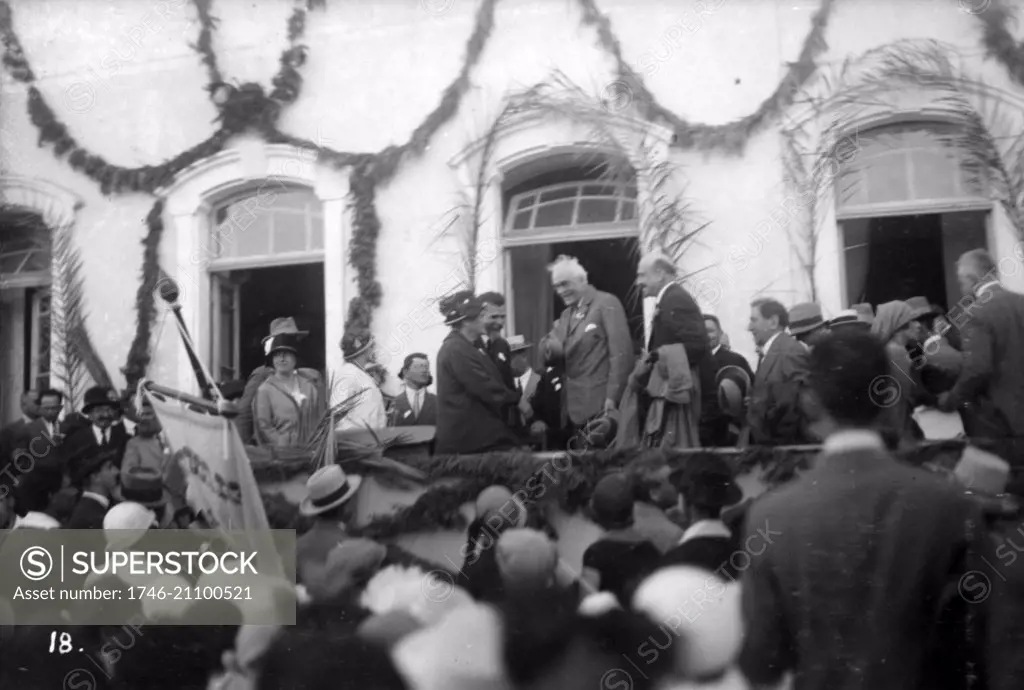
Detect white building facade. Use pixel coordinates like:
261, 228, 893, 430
2, 0, 1023, 418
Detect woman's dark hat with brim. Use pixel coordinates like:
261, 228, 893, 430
340, 331, 375, 360
264, 333, 302, 358
81, 386, 121, 414
670, 453, 742, 509
715, 365, 750, 421
439, 290, 482, 327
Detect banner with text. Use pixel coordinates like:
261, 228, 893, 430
145, 390, 285, 580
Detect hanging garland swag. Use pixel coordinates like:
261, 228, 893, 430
3, 0, 1015, 383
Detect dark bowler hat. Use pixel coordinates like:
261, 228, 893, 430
81, 386, 121, 414
671, 453, 742, 509
114, 466, 171, 509
71, 447, 119, 488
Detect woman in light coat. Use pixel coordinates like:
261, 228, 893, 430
254, 322, 321, 448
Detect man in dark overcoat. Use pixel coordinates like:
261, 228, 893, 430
435, 291, 522, 455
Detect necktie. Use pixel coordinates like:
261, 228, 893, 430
101, 429, 109, 446
412, 391, 421, 418
756, 352, 764, 371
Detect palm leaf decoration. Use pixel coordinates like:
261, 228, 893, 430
49, 221, 112, 408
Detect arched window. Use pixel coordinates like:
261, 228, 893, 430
505, 181, 637, 242
207, 188, 325, 268
837, 121, 990, 310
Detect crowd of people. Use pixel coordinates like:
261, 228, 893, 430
3, 243, 1024, 688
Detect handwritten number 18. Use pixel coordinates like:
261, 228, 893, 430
48, 631, 72, 654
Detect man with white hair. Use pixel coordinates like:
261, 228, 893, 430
543, 255, 633, 435
940, 248, 1024, 469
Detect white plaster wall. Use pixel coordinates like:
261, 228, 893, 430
3, 0, 1024, 386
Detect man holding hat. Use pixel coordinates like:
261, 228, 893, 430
390, 353, 437, 427
334, 329, 401, 433
435, 290, 522, 454
788, 302, 828, 350
67, 447, 120, 529
61, 386, 130, 475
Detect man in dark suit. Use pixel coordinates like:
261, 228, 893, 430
0, 389, 39, 471
477, 292, 515, 391
66, 448, 120, 529
940, 248, 1024, 467
746, 298, 812, 445
390, 353, 437, 427
61, 386, 130, 476
543, 255, 633, 435
435, 291, 522, 454
11, 389, 66, 501
739, 329, 985, 689
698, 315, 754, 446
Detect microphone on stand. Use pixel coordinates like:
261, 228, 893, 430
159, 277, 221, 402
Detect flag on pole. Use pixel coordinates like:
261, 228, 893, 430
145, 388, 285, 579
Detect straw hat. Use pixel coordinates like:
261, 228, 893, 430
113, 466, 171, 509
299, 465, 362, 516
715, 365, 750, 421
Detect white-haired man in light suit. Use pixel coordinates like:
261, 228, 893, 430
542, 255, 633, 437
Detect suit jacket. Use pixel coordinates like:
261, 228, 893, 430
435, 330, 522, 454
390, 387, 438, 427
647, 282, 708, 367
699, 347, 755, 446
67, 494, 109, 530
949, 284, 1024, 442
11, 418, 64, 495
547, 287, 633, 425
747, 332, 811, 445
0, 417, 30, 470
61, 423, 130, 472
479, 335, 515, 391
738, 439, 983, 690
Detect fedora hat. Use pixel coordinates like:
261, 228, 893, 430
788, 303, 825, 336
439, 290, 482, 327
906, 296, 938, 321
300, 465, 363, 516
954, 445, 1010, 496
261, 317, 308, 345
82, 386, 121, 414
506, 335, 532, 353
340, 330, 375, 360
114, 465, 171, 509
71, 447, 119, 488
715, 365, 750, 421
829, 309, 870, 330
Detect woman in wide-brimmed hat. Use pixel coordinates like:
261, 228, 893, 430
332, 328, 402, 433
254, 317, 321, 448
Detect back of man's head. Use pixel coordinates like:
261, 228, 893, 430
809, 329, 890, 428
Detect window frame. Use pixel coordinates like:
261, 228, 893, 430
502, 180, 640, 247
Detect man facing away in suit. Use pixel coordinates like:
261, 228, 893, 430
699, 314, 754, 447
739, 329, 986, 690
746, 298, 813, 445
940, 248, 1024, 469
390, 353, 437, 427
542, 255, 633, 436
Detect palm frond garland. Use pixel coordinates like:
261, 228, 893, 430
48, 222, 113, 404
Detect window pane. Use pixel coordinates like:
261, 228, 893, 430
272, 212, 307, 253
272, 191, 313, 211
582, 184, 617, 196
620, 201, 636, 221
218, 283, 235, 380
216, 213, 271, 257
863, 152, 909, 204
310, 217, 324, 250
578, 199, 618, 224
539, 186, 578, 203
624, 185, 638, 199
512, 210, 533, 230
910, 150, 957, 199
534, 201, 575, 227
516, 195, 536, 210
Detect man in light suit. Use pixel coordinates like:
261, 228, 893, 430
739, 329, 984, 689
746, 298, 812, 445
543, 255, 633, 436
390, 353, 437, 427
940, 248, 1024, 468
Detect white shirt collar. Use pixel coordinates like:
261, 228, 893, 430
405, 386, 422, 404
680, 519, 731, 544
822, 429, 885, 454
711, 344, 721, 356
92, 424, 112, 445
762, 331, 782, 356
976, 280, 1000, 297
81, 491, 111, 509
656, 281, 673, 306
